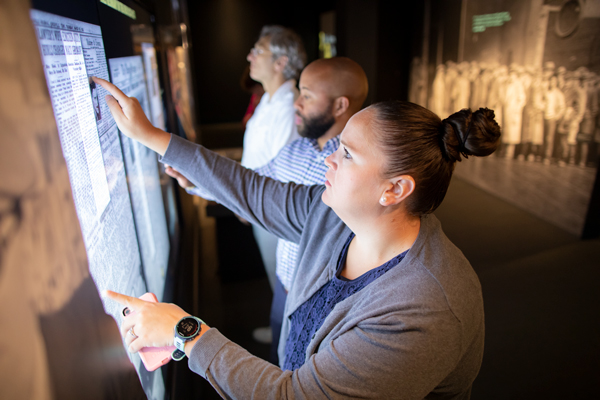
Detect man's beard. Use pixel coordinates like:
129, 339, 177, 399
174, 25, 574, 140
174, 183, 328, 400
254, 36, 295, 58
297, 105, 335, 140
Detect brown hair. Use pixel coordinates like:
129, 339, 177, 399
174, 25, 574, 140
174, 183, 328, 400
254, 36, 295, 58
372, 101, 501, 216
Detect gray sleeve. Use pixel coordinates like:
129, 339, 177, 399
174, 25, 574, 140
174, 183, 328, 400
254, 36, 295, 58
186, 147, 277, 201
187, 310, 465, 399
160, 134, 319, 244
185, 185, 216, 201
297, 311, 464, 399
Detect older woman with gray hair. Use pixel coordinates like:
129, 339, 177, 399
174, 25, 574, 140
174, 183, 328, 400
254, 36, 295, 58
243, 25, 307, 343
259, 25, 306, 82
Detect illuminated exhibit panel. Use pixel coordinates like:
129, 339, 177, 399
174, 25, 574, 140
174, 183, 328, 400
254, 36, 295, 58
30, 10, 166, 399
142, 42, 167, 132
109, 55, 170, 301
30, 10, 146, 317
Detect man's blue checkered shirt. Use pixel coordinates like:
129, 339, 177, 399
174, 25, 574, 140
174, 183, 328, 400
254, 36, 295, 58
255, 136, 340, 291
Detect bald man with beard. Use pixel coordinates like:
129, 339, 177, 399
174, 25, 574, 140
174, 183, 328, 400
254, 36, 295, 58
293, 57, 368, 147
166, 57, 368, 365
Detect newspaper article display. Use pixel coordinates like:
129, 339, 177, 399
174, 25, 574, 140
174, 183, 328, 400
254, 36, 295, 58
32, 14, 110, 221
30, 9, 146, 312
30, 10, 164, 400
109, 56, 170, 301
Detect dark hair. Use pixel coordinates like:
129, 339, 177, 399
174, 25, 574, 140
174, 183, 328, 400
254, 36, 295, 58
372, 101, 501, 216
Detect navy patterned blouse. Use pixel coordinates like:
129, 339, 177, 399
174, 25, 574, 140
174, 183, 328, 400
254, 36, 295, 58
283, 233, 409, 371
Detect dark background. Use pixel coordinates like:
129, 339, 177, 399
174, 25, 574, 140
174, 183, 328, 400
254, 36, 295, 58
187, 0, 425, 125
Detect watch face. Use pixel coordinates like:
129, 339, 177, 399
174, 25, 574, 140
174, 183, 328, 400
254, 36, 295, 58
176, 317, 200, 338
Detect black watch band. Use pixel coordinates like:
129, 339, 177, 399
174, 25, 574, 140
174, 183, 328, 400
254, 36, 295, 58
171, 348, 186, 361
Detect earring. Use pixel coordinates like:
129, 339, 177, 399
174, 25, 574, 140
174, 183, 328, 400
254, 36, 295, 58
381, 196, 387, 204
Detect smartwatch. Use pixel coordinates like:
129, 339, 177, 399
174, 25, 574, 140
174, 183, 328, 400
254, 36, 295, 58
171, 316, 204, 361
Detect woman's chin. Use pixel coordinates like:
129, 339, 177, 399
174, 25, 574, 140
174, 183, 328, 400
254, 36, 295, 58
321, 190, 330, 206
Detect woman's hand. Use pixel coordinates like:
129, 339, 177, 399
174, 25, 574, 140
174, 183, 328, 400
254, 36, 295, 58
104, 290, 190, 353
92, 76, 171, 155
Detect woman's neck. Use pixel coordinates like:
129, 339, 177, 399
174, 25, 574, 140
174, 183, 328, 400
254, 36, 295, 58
341, 213, 421, 280
263, 75, 287, 99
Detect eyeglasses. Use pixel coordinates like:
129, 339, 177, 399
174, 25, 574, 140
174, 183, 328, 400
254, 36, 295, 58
249, 47, 271, 56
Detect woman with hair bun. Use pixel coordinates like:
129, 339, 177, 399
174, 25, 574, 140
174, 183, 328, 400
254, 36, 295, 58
95, 76, 501, 400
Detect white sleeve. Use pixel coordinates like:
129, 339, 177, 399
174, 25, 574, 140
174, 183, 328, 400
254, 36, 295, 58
266, 106, 299, 163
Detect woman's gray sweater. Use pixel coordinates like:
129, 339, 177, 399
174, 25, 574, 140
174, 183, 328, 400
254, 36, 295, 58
161, 134, 484, 399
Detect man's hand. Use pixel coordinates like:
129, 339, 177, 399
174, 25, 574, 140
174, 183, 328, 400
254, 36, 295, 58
165, 166, 195, 189
92, 76, 171, 155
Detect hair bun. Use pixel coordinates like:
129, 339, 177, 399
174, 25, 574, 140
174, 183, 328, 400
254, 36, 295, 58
439, 107, 501, 162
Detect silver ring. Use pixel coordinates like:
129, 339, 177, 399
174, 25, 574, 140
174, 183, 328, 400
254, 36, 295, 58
128, 327, 137, 338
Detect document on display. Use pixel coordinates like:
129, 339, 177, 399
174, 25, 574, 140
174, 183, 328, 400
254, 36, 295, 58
30, 9, 146, 319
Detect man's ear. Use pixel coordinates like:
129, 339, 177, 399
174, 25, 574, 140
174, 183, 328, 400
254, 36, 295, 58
274, 55, 289, 74
379, 175, 415, 206
332, 96, 350, 118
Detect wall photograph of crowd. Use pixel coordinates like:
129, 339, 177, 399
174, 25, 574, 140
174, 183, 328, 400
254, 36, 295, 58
411, 0, 600, 236
427, 60, 597, 166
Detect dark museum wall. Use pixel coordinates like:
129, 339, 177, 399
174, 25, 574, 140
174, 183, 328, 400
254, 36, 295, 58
187, 0, 426, 127
187, 0, 334, 125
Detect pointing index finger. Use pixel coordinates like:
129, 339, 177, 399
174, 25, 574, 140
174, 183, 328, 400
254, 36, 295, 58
92, 76, 130, 104
103, 290, 145, 309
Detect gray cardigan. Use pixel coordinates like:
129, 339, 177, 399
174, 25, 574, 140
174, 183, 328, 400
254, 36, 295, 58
161, 135, 484, 400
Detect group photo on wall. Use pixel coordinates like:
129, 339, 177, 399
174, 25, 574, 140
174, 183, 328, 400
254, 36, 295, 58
410, 0, 600, 236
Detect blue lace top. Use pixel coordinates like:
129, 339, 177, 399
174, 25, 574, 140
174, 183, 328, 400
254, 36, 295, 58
282, 233, 409, 371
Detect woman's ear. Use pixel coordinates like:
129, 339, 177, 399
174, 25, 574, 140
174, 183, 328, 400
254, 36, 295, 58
274, 55, 289, 73
379, 175, 415, 206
